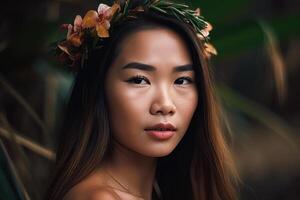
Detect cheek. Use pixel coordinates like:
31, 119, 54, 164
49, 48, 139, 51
177, 88, 198, 127
105, 82, 146, 134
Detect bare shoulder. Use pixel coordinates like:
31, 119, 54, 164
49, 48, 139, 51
87, 187, 121, 200
65, 186, 121, 200
64, 168, 121, 200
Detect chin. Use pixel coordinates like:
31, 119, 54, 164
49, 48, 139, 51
139, 143, 178, 157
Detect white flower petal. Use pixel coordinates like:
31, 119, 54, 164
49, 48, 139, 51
74, 15, 82, 32
200, 30, 209, 37
197, 33, 204, 40
97, 3, 111, 15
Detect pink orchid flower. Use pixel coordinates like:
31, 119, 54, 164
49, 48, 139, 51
81, 2, 120, 38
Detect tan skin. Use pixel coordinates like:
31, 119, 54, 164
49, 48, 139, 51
65, 28, 198, 200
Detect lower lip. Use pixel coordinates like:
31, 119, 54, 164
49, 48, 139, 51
145, 130, 175, 140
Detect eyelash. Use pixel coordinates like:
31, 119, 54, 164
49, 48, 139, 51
126, 75, 194, 85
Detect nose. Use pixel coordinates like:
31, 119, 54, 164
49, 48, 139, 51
150, 86, 176, 116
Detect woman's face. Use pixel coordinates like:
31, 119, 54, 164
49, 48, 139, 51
105, 27, 198, 157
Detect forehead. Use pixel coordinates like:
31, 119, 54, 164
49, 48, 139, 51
111, 28, 192, 70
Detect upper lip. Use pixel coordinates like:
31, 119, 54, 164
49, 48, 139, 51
145, 123, 177, 131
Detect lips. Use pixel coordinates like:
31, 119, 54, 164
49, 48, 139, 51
144, 123, 177, 131
144, 123, 177, 140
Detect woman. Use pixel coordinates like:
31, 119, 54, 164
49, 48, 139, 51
46, 0, 240, 199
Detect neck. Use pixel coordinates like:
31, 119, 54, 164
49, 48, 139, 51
103, 139, 157, 200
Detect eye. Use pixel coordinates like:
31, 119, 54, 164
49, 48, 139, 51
175, 76, 194, 85
126, 75, 150, 85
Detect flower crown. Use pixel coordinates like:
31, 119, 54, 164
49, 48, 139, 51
55, 0, 217, 71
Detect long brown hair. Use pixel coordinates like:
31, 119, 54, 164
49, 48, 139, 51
46, 9, 240, 200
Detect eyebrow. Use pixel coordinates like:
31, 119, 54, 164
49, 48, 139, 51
121, 62, 194, 72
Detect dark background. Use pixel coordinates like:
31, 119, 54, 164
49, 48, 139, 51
0, 0, 299, 199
